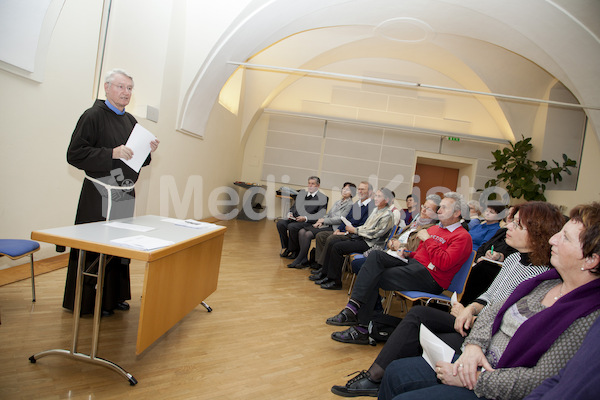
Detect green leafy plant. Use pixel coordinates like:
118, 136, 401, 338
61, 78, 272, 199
484, 136, 577, 201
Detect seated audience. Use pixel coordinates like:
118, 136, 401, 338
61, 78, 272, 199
310, 182, 374, 271
402, 194, 417, 226
330, 201, 564, 397
378, 202, 600, 400
468, 204, 505, 251
315, 188, 396, 290
287, 182, 355, 268
388, 191, 402, 228
277, 176, 328, 259
348, 195, 442, 276
459, 206, 516, 304
326, 192, 472, 345
467, 200, 483, 229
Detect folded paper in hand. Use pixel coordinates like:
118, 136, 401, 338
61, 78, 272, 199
385, 248, 408, 262
451, 291, 458, 305
419, 323, 455, 370
121, 123, 157, 172
341, 216, 352, 227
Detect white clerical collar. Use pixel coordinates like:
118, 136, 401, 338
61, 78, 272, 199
360, 198, 372, 207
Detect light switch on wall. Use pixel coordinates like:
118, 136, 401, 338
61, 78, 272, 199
147, 105, 159, 122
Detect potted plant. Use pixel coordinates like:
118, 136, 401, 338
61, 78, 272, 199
484, 136, 577, 201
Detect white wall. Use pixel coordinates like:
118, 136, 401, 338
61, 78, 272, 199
0, 0, 248, 269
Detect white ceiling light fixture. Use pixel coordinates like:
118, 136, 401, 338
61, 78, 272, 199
374, 17, 434, 43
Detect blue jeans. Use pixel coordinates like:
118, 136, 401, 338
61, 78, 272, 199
378, 357, 482, 400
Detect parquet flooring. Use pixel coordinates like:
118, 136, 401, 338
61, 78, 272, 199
0, 218, 406, 399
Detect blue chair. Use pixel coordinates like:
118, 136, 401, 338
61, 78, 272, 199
0, 239, 40, 302
384, 251, 476, 313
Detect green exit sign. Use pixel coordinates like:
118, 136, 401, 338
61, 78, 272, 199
447, 137, 460, 142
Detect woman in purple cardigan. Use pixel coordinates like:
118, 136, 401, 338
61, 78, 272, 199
379, 202, 600, 400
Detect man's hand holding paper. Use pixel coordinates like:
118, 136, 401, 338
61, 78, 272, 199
120, 123, 159, 172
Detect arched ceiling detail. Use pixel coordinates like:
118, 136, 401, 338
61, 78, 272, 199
179, 0, 600, 141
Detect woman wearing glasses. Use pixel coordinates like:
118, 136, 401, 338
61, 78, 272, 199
378, 202, 600, 400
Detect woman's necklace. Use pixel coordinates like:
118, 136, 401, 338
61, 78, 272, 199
554, 283, 564, 301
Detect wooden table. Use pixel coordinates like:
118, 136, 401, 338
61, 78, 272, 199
29, 215, 226, 385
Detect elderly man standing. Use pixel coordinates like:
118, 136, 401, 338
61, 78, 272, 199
63, 68, 159, 316
326, 192, 472, 345
278, 176, 328, 259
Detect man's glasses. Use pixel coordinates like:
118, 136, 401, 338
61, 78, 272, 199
111, 83, 134, 93
421, 204, 435, 213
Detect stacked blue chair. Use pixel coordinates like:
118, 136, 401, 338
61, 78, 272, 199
0, 239, 40, 301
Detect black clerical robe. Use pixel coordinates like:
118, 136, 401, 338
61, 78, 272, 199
63, 100, 151, 314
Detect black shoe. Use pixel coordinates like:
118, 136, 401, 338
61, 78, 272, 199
286, 251, 298, 259
101, 309, 114, 317
331, 326, 371, 345
321, 281, 342, 290
287, 262, 299, 268
315, 277, 329, 285
326, 308, 358, 326
309, 272, 325, 281
331, 370, 380, 397
310, 267, 322, 274
293, 262, 310, 269
280, 248, 290, 258
115, 301, 130, 311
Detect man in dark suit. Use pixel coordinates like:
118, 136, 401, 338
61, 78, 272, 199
277, 176, 328, 259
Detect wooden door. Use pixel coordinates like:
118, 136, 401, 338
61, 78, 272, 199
413, 163, 459, 202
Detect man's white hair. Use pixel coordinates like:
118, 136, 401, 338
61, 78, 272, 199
443, 191, 466, 214
105, 68, 134, 86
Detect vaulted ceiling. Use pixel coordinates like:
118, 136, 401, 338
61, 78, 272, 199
180, 0, 600, 144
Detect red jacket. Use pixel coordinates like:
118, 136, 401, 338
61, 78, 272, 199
411, 223, 472, 289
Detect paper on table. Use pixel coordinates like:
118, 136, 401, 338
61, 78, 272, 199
104, 221, 154, 232
121, 123, 157, 172
176, 219, 217, 229
419, 323, 455, 370
110, 235, 174, 251
161, 218, 221, 233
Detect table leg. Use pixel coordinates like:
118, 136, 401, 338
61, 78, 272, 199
29, 250, 137, 385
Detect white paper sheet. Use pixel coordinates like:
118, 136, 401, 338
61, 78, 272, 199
341, 216, 353, 226
480, 257, 504, 266
104, 221, 155, 232
121, 123, 157, 172
451, 291, 458, 305
161, 218, 221, 233
385, 248, 408, 262
419, 324, 455, 370
110, 235, 174, 251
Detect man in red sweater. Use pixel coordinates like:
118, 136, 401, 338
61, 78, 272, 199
326, 192, 472, 345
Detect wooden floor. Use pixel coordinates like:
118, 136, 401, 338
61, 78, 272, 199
0, 218, 406, 400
